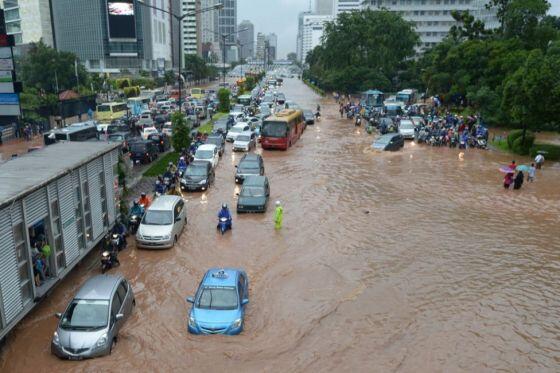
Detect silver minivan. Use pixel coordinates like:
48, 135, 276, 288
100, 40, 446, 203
136, 195, 187, 249
51, 275, 135, 360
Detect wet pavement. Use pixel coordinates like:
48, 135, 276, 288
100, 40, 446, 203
2, 78, 560, 372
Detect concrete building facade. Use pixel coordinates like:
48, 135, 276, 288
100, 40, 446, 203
333, 0, 362, 15
266, 33, 277, 61
238, 20, 254, 60
301, 14, 333, 63
1, 0, 54, 47
315, 0, 334, 15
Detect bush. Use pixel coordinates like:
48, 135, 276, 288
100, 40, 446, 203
123, 86, 140, 98
511, 131, 535, 155
171, 112, 191, 152
218, 88, 231, 113
116, 78, 131, 89
507, 129, 524, 148
530, 143, 560, 161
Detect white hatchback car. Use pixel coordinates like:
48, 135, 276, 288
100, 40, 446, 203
194, 144, 219, 169
233, 132, 257, 152
226, 123, 251, 142
162, 122, 173, 136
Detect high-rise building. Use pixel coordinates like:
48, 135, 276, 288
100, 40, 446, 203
218, 0, 237, 62
266, 33, 277, 61
296, 11, 312, 62
170, 0, 182, 69
301, 14, 333, 63
315, 0, 334, 15
255, 32, 265, 61
1, 0, 54, 47
181, 0, 200, 61
51, 0, 172, 74
238, 20, 254, 60
333, 0, 362, 15
200, 0, 221, 61
362, 0, 498, 50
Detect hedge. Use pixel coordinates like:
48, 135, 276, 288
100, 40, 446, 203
530, 143, 560, 161
511, 132, 535, 155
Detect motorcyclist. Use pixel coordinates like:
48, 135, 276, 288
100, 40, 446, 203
111, 219, 127, 250
177, 156, 188, 173
154, 179, 166, 195
130, 200, 144, 217
167, 161, 177, 174
217, 203, 232, 229
138, 192, 151, 208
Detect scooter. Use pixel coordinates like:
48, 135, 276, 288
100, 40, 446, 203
315, 111, 321, 121
355, 116, 362, 127
101, 249, 119, 274
128, 213, 142, 235
218, 217, 232, 235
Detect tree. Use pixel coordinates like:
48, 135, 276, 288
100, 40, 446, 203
217, 88, 230, 113
449, 10, 490, 41
18, 41, 89, 93
171, 112, 191, 152
184, 54, 211, 82
164, 70, 175, 85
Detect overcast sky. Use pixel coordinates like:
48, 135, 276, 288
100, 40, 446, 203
238, 0, 560, 59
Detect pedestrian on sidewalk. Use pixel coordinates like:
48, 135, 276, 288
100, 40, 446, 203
274, 201, 283, 230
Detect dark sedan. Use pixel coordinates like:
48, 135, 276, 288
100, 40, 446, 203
147, 133, 171, 153
303, 110, 315, 125
205, 135, 225, 156
237, 176, 270, 213
180, 161, 214, 192
372, 133, 404, 151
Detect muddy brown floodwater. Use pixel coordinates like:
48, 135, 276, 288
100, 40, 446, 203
2, 78, 560, 373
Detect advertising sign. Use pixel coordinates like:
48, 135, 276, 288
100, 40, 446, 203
107, 0, 136, 40
0, 58, 13, 70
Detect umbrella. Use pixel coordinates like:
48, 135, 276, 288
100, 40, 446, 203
516, 165, 530, 172
537, 150, 548, 155
499, 166, 515, 173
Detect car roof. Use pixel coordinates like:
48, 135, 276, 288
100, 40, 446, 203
189, 160, 210, 168
149, 195, 181, 211
377, 133, 400, 141
233, 122, 248, 128
241, 153, 261, 162
197, 144, 217, 151
75, 275, 122, 300
202, 268, 241, 287
243, 175, 267, 186
237, 131, 252, 137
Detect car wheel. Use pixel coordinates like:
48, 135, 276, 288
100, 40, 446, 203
110, 338, 117, 354
174, 235, 178, 245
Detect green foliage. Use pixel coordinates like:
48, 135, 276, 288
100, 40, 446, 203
507, 129, 525, 148
530, 143, 560, 160
123, 86, 140, 98
164, 70, 175, 85
18, 41, 89, 93
218, 88, 231, 113
171, 112, 191, 152
511, 132, 535, 155
116, 78, 131, 89
143, 152, 180, 177
184, 54, 213, 81
305, 9, 418, 93
243, 76, 256, 92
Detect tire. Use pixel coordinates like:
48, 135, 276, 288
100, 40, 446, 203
110, 338, 117, 354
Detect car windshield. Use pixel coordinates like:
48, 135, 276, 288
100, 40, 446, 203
130, 144, 146, 152
60, 299, 109, 330
230, 127, 244, 133
236, 135, 251, 142
142, 210, 173, 225
400, 122, 414, 129
195, 150, 214, 159
262, 121, 287, 138
241, 186, 265, 197
186, 165, 207, 177
238, 161, 260, 173
206, 137, 221, 146
108, 135, 124, 141
197, 287, 238, 310
375, 137, 392, 145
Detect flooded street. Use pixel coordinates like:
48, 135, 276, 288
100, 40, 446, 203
2, 78, 560, 372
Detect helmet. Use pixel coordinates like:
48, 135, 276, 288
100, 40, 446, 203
141, 192, 146, 197
168, 162, 173, 166
180, 156, 184, 160
133, 201, 139, 206
275, 201, 281, 206
156, 180, 161, 185
222, 203, 228, 209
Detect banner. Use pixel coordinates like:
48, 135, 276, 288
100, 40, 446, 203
107, 0, 137, 40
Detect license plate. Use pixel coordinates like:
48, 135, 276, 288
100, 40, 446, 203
68, 356, 82, 361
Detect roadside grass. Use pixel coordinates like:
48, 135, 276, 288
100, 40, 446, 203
491, 137, 510, 153
143, 152, 179, 177
199, 112, 227, 134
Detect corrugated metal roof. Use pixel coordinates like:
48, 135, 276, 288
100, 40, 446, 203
0, 142, 119, 209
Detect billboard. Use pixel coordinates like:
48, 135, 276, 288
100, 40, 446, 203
0, 93, 20, 116
107, 0, 136, 40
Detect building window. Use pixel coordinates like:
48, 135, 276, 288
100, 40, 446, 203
13, 223, 33, 305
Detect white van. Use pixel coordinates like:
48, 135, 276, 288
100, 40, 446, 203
136, 196, 187, 249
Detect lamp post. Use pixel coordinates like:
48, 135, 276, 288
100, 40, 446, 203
205, 28, 249, 86
137, 1, 223, 113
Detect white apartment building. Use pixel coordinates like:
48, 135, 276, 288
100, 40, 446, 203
296, 11, 312, 62
200, 0, 221, 61
362, 0, 498, 49
181, 0, 200, 63
1, 0, 54, 47
149, 0, 172, 73
333, 0, 362, 15
315, 0, 334, 15
301, 14, 333, 63
256, 32, 265, 61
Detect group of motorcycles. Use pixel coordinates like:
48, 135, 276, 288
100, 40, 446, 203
415, 126, 488, 149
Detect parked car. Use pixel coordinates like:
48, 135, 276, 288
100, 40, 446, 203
129, 140, 159, 164
205, 134, 225, 156
398, 119, 415, 139
372, 133, 405, 151
226, 123, 251, 142
237, 176, 270, 213
187, 268, 249, 335
147, 133, 171, 153
136, 195, 187, 249
194, 144, 219, 169
180, 161, 214, 192
51, 275, 135, 359
233, 132, 257, 152
235, 153, 265, 184
302, 110, 315, 125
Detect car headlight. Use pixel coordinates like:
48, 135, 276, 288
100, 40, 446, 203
189, 316, 196, 328
53, 331, 60, 345
199, 179, 207, 185
163, 235, 171, 240
95, 334, 108, 348
232, 318, 242, 328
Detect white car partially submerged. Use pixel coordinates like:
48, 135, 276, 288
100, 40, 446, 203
194, 144, 219, 169
142, 126, 159, 140
226, 123, 250, 142
398, 119, 415, 139
233, 132, 256, 152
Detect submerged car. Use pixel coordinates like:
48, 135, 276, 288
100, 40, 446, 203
187, 268, 249, 335
51, 275, 135, 360
233, 132, 257, 152
303, 110, 315, 125
235, 153, 265, 184
372, 133, 404, 151
398, 119, 415, 139
180, 161, 214, 192
237, 176, 270, 213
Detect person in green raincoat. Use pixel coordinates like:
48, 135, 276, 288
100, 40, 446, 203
274, 201, 283, 230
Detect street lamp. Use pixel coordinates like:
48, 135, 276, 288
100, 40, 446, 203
137, 0, 223, 113
205, 28, 249, 86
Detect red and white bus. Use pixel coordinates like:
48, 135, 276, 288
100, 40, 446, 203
261, 109, 305, 150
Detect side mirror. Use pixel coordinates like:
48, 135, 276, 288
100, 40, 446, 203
55, 312, 62, 319
234, 165, 238, 168
186, 296, 194, 304
115, 313, 124, 321
236, 193, 239, 196
241, 299, 249, 306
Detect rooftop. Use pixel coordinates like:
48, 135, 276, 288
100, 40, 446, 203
0, 142, 119, 209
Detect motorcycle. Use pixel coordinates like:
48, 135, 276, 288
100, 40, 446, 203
128, 213, 142, 235
101, 249, 119, 273
476, 136, 487, 149
315, 111, 321, 121
218, 217, 232, 235
355, 116, 362, 127
449, 136, 458, 148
